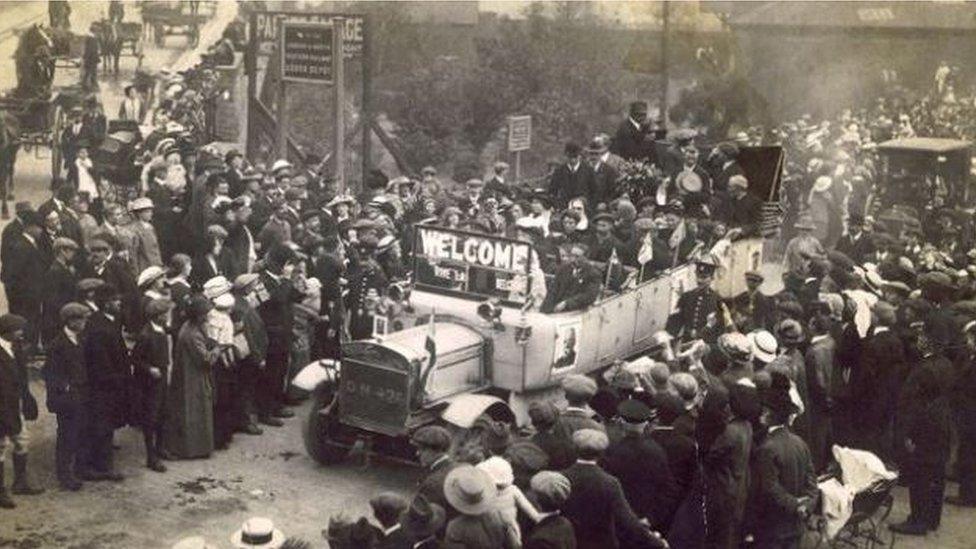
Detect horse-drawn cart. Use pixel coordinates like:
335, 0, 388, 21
91, 20, 145, 73
141, 2, 207, 47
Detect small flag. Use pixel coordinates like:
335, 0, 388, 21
416, 311, 437, 401
605, 246, 620, 289
638, 233, 654, 265
669, 219, 686, 249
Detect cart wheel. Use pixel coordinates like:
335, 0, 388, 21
302, 385, 349, 465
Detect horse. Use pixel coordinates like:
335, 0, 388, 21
94, 20, 122, 76
13, 25, 55, 99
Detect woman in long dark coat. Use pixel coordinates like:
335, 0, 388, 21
164, 295, 221, 459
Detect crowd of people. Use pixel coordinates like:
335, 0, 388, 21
2, 9, 976, 548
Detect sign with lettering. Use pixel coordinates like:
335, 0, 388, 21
507, 115, 532, 152
414, 226, 533, 304
280, 21, 333, 84
339, 358, 410, 435
253, 12, 364, 58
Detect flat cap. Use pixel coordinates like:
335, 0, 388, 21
145, 299, 174, 318
202, 276, 232, 300
561, 374, 598, 400
206, 224, 228, 239
233, 273, 261, 291
592, 212, 615, 225
669, 372, 699, 404
129, 197, 154, 211
504, 440, 549, 473
529, 471, 572, 506
0, 314, 27, 335
369, 492, 408, 523
610, 369, 637, 391
528, 400, 559, 427
53, 237, 79, 252
872, 301, 897, 326
572, 428, 609, 453
718, 332, 753, 362
77, 278, 105, 292
465, 178, 484, 188
60, 302, 92, 322
634, 217, 656, 231
137, 266, 167, 289
410, 425, 451, 452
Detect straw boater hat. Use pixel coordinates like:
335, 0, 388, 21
230, 517, 284, 549
137, 266, 167, 289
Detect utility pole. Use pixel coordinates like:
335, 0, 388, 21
333, 18, 345, 193
360, 13, 372, 194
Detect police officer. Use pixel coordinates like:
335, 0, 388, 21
346, 238, 389, 341
668, 256, 723, 343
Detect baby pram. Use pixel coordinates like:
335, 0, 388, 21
807, 446, 899, 548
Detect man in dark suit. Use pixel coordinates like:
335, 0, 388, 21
529, 401, 576, 470
526, 471, 577, 549
224, 149, 246, 198
834, 214, 875, 264
610, 101, 656, 164
0, 203, 33, 294
586, 139, 619, 208
854, 302, 905, 458
717, 175, 765, 239
410, 425, 460, 524
752, 378, 818, 548
602, 400, 679, 532
650, 394, 698, 505
42, 303, 91, 491
131, 299, 174, 473
80, 284, 129, 481
81, 23, 100, 90
707, 142, 745, 195
5, 214, 48, 352
541, 243, 601, 314
549, 143, 596, 210
0, 314, 43, 508
79, 234, 140, 332
561, 428, 666, 549
484, 161, 513, 201
948, 321, 976, 507
368, 492, 409, 549
256, 245, 303, 424
41, 237, 80, 346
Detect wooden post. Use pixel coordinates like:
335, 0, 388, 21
660, 0, 670, 126
360, 13, 372, 194
276, 17, 288, 159
333, 18, 345, 193
245, 11, 258, 158
514, 150, 521, 184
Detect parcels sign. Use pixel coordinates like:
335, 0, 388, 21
280, 22, 333, 84
508, 115, 532, 152
253, 12, 364, 58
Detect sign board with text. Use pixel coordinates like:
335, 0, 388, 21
253, 12, 364, 58
413, 225, 534, 305
280, 21, 333, 84
507, 115, 532, 152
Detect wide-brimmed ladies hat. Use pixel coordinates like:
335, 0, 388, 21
443, 464, 496, 516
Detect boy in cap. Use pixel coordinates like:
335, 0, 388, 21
411, 425, 460, 520
42, 237, 80, 345
525, 471, 576, 549
562, 428, 666, 549
42, 303, 91, 491
132, 299, 175, 472
560, 374, 605, 434
0, 314, 43, 508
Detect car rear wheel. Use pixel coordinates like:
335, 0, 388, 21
302, 386, 349, 465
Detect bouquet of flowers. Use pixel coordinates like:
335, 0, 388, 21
615, 160, 664, 205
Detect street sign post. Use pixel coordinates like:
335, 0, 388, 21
507, 115, 532, 181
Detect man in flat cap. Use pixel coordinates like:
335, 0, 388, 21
411, 425, 459, 522
0, 314, 43, 508
131, 299, 175, 472
560, 374, 605, 434
81, 233, 140, 332
730, 270, 774, 333
42, 237, 80, 346
1, 203, 35, 287
602, 399, 679, 532
562, 428, 666, 549
80, 284, 129, 482
42, 303, 91, 491
231, 274, 268, 436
